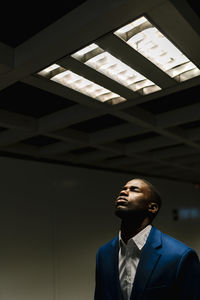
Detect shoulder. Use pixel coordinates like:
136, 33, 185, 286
96, 236, 118, 255
162, 231, 191, 250
157, 228, 196, 257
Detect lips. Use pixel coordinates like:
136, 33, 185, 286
116, 197, 128, 206
117, 196, 127, 201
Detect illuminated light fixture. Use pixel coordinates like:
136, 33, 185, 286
38, 64, 126, 104
114, 16, 200, 82
38, 64, 61, 78
72, 43, 161, 95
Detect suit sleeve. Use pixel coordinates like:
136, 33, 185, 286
176, 249, 200, 300
94, 249, 101, 300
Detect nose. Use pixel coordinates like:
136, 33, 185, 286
120, 189, 129, 196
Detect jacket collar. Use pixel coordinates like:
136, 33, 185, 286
130, 226, 162, 299
110, 225, 162, 249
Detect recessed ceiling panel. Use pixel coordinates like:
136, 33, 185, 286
180, 120, 200, 129
70, 147, 97, 155
69, 114, 127, 133
0, 1, 87, 47
0, 82, 76, 117
22, 135, 60, 147
118, 131, 159, 144
138, 84, 200, 114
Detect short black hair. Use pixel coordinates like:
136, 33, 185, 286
133, 178, 162, 216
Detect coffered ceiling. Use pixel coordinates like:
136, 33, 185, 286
0, 0, 200, 183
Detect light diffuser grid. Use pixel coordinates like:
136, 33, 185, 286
114, 16, 200, 82
38, 64, 126, 104
72, 43, 161, 95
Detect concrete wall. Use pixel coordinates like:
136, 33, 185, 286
0, 157, 199, 300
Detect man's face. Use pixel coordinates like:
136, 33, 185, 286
115, 179, 152, 219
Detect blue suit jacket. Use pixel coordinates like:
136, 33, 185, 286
95, 226, 200, 300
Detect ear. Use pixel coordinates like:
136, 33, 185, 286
148, 202, 159, 214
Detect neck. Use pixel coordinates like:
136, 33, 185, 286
120, 217, 150, 244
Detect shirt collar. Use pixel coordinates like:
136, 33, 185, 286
119, 224, 152, 250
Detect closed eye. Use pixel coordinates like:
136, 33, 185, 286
130, 186, 140, 192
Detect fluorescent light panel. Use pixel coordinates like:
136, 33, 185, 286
72, 43, 161, 95
114, 16, 200, 82
38, 64, 126, 104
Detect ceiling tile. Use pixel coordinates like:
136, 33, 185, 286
0, 82, 75, 117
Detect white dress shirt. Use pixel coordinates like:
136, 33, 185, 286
118, 225, 152, 300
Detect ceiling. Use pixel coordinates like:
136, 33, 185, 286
0, 0, 200, 184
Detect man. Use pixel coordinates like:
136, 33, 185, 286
94, 178, 200, 300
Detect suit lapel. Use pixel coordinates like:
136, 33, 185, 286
130, 226, 162, 300
110, 237, 123, 300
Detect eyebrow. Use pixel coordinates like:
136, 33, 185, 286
122, 185, 141, 190
130, 185, 141, 190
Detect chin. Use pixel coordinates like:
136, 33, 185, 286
115, 208, 129, 219
115, 208, 147, 220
